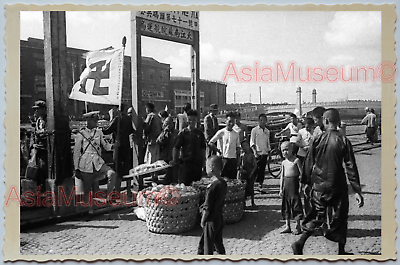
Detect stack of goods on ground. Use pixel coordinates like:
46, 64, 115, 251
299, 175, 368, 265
192, 178, 247, 224
129, 160, 170, 189
137, 183, 200, 234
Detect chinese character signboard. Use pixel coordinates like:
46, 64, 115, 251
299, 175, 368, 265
140, 20, 193, 42
131, 10, 200, 136
136, 11, 199, 31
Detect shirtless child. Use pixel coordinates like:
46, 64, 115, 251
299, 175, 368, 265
279, 142, 303, 235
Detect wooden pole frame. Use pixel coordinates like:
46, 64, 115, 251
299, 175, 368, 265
43, 11, 72, 190
130, 12, 200, 163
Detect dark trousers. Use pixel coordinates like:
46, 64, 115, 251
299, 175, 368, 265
206, 146, 217, 159
36, 148, 48, 192
163, 161, 179, 184
113, 147, 133, 178
366, 127, 376, 143
198, 222, 226, 255
302, 190, 349, 244
255, 154, 268, 185
222, 158, 237, 180
178, 160, 203, 186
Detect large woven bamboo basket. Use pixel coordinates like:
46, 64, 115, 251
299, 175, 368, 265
142, 189, 201, 234
223, 181, 246, 224
192, 179, 246, 224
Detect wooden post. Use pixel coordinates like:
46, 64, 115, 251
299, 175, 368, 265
191, 30, 200, 120
43, 11, 72, 188
131, 13, 144, 165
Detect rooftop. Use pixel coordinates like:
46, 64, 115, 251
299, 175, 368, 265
170, 76, 227, 85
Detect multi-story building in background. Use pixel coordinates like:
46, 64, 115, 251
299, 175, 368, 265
20, 38, 227, 122
170, 77, 227, 116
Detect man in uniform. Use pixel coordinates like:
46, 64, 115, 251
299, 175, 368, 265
73, 111, 117, 211
291, 108, 364, 255
103, 104, 135, 193
31, 100, 48, 192
204, 104, 219, 158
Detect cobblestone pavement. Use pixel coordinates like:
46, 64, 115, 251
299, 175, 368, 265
20, 148, 381, 256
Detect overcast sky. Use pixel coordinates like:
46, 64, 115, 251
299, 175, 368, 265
20, 11, 381, 104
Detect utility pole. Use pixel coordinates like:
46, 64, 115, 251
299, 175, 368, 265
249, 94, 251, 103
259, 86, 262, 105
43, 11, 72, 211
234, 93, 236, 104
296, 86, 302, 116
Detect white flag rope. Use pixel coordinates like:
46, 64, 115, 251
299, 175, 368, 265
69, 47, 124, 105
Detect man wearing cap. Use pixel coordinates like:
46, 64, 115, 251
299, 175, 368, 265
103, 104, 135, 193
31, 100, 48, 192
361, 107, 377, 144
204, 104, 219, 158
73, 111, 117, 210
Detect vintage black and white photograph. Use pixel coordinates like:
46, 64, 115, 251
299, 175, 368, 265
9, 6, 395, 259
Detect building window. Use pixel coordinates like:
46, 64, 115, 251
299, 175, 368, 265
32, 52, 43, 59
36, 60, 44, 69
34, 75, 46, 92
160, 70, 167, 81
149, 68, 155, 80
142, 90, 164, 98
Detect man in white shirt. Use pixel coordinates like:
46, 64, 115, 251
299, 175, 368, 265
209, 112, 241, 180
250, 113, 271, 187
297, 118, 315, 164
176, 103, 191, 132
233, 112, 249, 143
276, 113, 301, 154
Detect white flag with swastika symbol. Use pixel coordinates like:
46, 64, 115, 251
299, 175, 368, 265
69, 47, 124, 105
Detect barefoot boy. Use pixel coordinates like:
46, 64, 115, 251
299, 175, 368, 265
279, 142, 303, 235
198, 156, 227, 255
291, 108, 364, 255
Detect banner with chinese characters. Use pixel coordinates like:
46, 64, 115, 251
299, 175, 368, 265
136, 11, 199, 31
140, 19, 194, 42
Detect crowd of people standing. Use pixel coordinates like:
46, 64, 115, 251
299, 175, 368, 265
21, 100, 368, 255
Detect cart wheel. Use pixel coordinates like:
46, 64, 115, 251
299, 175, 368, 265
268, 149, 283, 178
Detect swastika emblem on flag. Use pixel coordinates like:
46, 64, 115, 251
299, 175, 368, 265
69, 47, 124, 105
79, 60, 111, 96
